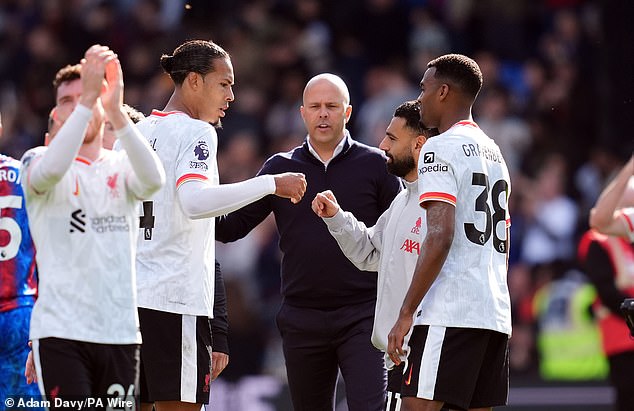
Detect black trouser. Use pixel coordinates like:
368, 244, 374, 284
276, 300, 386, 411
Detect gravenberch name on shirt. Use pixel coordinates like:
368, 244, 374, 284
461, 143, 503, 163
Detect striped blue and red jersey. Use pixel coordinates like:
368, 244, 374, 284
0, 154, 37, 311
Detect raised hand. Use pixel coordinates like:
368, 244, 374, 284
101, 56, 130, 130
101, 56, 124, 116
311, 190, 340, 218
274, 172, 307, 204
79, 45, 116, 109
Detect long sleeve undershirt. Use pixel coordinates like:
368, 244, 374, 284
115, 122, 165, 199
28, 104, 91, 193
27, 104, 164, 199
177, 174, 275, 219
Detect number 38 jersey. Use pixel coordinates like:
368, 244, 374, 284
416, 120, 512, 336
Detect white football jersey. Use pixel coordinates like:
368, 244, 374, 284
415, 120, 512, 336
324, 180, 424, 367
134, 111, 218, 317
22, 148, 142, 344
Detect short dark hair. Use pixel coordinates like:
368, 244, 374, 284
122, 104, 144, 123
394, 100, 424, 135
53, 64, 81, 91
160, 40, 230, 85
428, 54, 483, 100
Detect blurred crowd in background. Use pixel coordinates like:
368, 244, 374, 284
1, 0, 633, 389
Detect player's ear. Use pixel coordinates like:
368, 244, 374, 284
414, 134, 426, 150
344, 104, 352, 124
186, 72, 201, 90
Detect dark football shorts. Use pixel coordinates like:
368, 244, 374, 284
138, 307, 212, 404
401, 325, 509, 411
33, 337, 139, 407
385, 362, 404, 411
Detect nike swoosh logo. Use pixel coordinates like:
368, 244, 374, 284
404, 365, 414, 386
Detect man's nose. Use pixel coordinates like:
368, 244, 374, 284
378, 138, 389, 152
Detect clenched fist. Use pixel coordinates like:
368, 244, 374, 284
274, 172, 307, 204
311, 190, 340, 218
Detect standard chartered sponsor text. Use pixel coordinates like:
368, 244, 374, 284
91, 215, 130, 233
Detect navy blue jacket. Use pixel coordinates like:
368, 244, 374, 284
216, 136, 402, 309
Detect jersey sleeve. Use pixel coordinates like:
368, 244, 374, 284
214, 156, 280, 243
417, 139, 457, 207
23, 105, 92, 195
322, 207, 386, 272
174, 125, 217, 189
20, 147, 49, 197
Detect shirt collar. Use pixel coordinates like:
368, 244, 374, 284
306, 130, 350, 167
403, 178, 417, 192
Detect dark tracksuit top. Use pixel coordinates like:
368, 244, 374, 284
216, 136, 402, 310
212, 260, 229, 354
